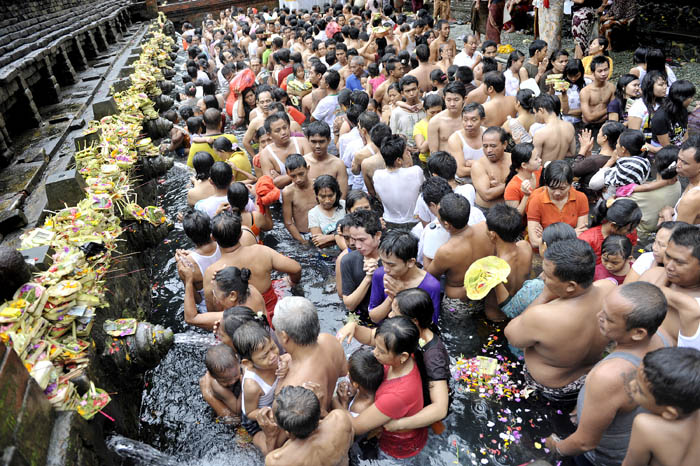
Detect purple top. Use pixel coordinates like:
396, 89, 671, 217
369, 267, 442, 324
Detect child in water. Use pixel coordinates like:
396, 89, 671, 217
594, 234, 633, 284
308, 175, 346, 248
334, 348, 384, 417
199, 344, 242, 423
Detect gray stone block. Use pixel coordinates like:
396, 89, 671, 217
92, 97, 118, 120
110, 77, 131, 94
0, 209, 28, 234
20, 245, 54, 271
45, 169, 86, 211
118, 66, 134, 78
74, 129, 101, 151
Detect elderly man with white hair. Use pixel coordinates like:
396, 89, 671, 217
272, 297, 348, 413
345, 56, 366, 92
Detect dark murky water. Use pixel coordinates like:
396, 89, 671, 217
134, 157, 566, 466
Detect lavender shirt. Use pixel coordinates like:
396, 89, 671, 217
369, 267, 442, 324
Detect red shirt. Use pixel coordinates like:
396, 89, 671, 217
594, 263, 628, 284
375, 361, 428, 458
277, 66, 293, 87
578, 224, 638, 265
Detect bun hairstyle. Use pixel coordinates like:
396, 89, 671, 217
516, 89, 535, 113
591, 198, 642, 229
192, 151, 215, 181
213, 266, 251, 302
227, 182, 250, 214
655, 145, 680, 180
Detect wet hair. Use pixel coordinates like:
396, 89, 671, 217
379, 134, 406, 167
463, 102, 485, 118
443, 80, 467, 98
203, 108, 222, 130
643, 347, 700, 415
324, 69, 341, 89
220, 306, 267, 342
398, 75, 419, 92
348, 348, 384, 393
640, 71, 667, 114
423, 93, 444, 111
564, 59, 586, 89
264, 111, 291, 132
379, 230, 418, 263
481, 57, 499, 74
281, 154, 306, 174
367, 62, 380, 78
213, 136, 234, 152
632, 47, 647, 65
225, 183, 248, 214
541, 222, 577, 246
618, 130, 646, 155
179, 105, 195, 121
533, 94, 558, 114
516, 89, 535, 113
590, 55, 610, 74
644, 48, 668, 80
337, 89, 352, 109
669, 224, 700, 263
593, 36, 609, 56
528, 39, 547, 57
272, 296, 320, 346
543, 239, 596, 288
376, 316, 419, 356
205, 344, 239, 376
274, 385, 321, 438
211, 210, 242, 247
438, 193, 470, 229
446, 65, 458, 82
187, 116, 204, 134
163, 109, 178, 123
313, 175, 341, 208
600, 121, 626, 149
615, 74, 639, 110
661, 80, 696, 128
232, 321, 271, 362
203, 95, 219, 110
618, 282, 667, 336
426, 151, 458, 182
347, 208, 383, 237
543, 160, 573, 188
255, 125, 270, 141
305, 120, 332, 139
483, 126, 507, 143
481, 40, 497, 53
209, 161, 233, 189
591, 198, 642, 229
192, 151, 215, 180
601, 234, 632, 259
681, 134, 700, 163
506, 50, 525, 69
358, 111, 380, 132
455, 66, 474, 85
394, 288, 434, 330
182, 210, 212, 247
415, 43, 430, 62
505, 143, 535, 186
486, 204, 524, 243
655, 146, 679, 180
370, 123, 392, 148
214, 266, 252, 302
345, 190, 371, 212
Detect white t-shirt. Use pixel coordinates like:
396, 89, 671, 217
413, 184, 484, 225
308, 200, 346, 235
194, 195, 228, 219
248, 41, 259, 59
339, 128, 366, 191
312, 94, 340, 129
454, 50, 482, 69
504, 69, 520, 97
373, 166, 425, 224
628, 99, 659, 129
631, 251, 656, 276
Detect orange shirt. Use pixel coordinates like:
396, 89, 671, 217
504, 169, 542, 203
526, 186, 589, 229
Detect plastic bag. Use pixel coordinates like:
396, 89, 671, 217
225, 69, 256, 117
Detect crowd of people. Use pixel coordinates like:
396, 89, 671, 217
162, 3, 700, 465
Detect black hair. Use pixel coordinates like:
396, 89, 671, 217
643, 347, 700, 415
593, 36, 609, 56
601, 234, 632, 258
345, 104, 362, 126
438, 193, 470, 229
487, 204, 524, 243
348, 348, 384, 393
533, 94, 558, 114
516, 89, 535, 113
455, 66, 474, 85
543, 159, 573, 188
443, 80, 467, 98
209, 161, 233, 190
546, 48, 569, 71
591, 198, 642, 230
415, 43, 429, 62
644, 48, 668, 80
367, 62, 380, 77
274, 386, 320, 439
264, 111, 291, 132
305, 120, 332, 139
618, 129, 646, 155
483, 126, 507, 143
424, 93, 444, 110
615, 74, 639, 111
324, 69, 341, 89
589, 55, 610, 74
379, 229, 418, 263
182, 210, 212, 247
379, 134, 406, 167
338, 88, 352, 108
600, 121, 626, 149
481, 57, 499, 74
681, 134, 700, 163
669, 224, 700, 263
661, 80, 696, 128
192, 151, 215, 181
214, 266, 252, 303
426, 151, 457, 181
346, 190, 371, 212
232, 321, 272, 362
358, 111, 380, 132
528, 39, 547, 57
640, 70, 667, 115
205, 344, 239, 376
541, 222, 577, 246
347, 208, 383, 236
398, 74, 419, 92
506, 50, 525, 70
220, 306, 268, 343
446, 65, 458, 81
369, 123, 392, 148
350, 90, 369, 110
211, 210, 242, 247
213, 136, 234, 152
226, 182, 249, 214
481, 39, 497, 52
186, 116, 204, 134
430, 68, 447, 85
376, 316, 419, 356
617, 282, 667, 335
655, 145, 679, 180
203, 108, 222, 130
179, 105, 195, 121
285, 153, 307, 172
543, 239, 596, 288
313, 175, 341, 208
632, 47, 647, 65
506, 143, 535, 186
203, 95, 219, 110
394, 288, 434, 330
564, 59, 586, 89
483, 72, 506, 93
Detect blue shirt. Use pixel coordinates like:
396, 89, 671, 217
346, 73, 365, 91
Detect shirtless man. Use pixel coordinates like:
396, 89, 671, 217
263, 386, 353, 466
485, 204, 532, 321
466, 57, 499, 104
660, 136, 700, 225
282, 155, 317, 245
580, 55, 615, 128
303, 121, 348, 198
532, 94, 576, 163
408, 44, 440, 94
272, 297, 348, 413
347, 111, 381, 191
471, 126, 511, 212
429, 20, 456, 64
481, 72, 517, 127
505, 239, 615, 403
373, 58, 402, 107
427, 193, 495, 317
428, 81, 466, 154
203, 211, 302, 322
259, 112, 312, 188
639, 225, 700, 346
244, 87, 288, 156
447, 103, 485, 181
545, 282, 670, 463
301, 62, 328, 118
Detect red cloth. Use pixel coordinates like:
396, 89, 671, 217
277, 66, 293, 87
487, 1, 505, 43
255, 175, 281, 214
375, 362, 428, 458
578, 225, 638, 265
286, 106, 306, 125
225, 69, 256, 117
262, 285, 278, 327
594, 263, 628, 285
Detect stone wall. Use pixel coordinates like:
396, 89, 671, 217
451, 0, 474, 23
159, 0, 277, 28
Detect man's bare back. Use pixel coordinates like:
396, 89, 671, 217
533, 119, 576, 163
627, 410, 700, 466
483, 96, 517, 127
466, 85, 488, 104
360, 154, 385, 197
409, 63, 440, 93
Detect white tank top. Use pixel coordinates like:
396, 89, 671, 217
268, 138, 302, 176
188, 244, 222, 278
241, 370, 279, 415
677, 298, 700, 351
457, 131, 485, 162
673, 186, 700, 226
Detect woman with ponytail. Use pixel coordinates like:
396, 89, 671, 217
222, 182, 273, 243
504, 143, 542, 215
187, 151, 217, 206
